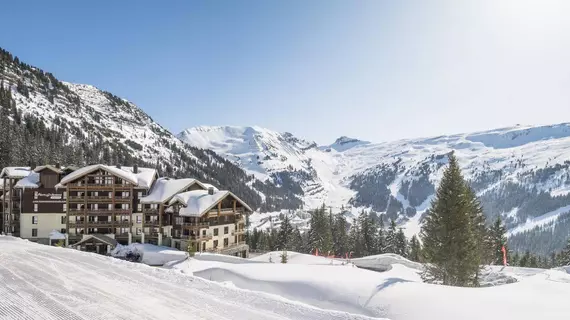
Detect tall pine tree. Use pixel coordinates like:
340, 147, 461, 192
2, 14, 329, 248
489, 215, 507, 265
420, 154, 482, 287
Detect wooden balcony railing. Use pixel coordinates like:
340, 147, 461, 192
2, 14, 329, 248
179, 233, 213, 241
181, 221, 209, 228
68, 209, 131, 216
68, 220, 132, 227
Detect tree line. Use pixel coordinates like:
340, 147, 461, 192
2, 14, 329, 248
247, 205, 421, 261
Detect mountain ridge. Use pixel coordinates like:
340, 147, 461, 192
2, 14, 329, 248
179, 123, 570, 254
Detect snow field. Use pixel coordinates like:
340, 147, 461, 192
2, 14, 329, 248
0, 237, 379, 320
169, 250, 570, 320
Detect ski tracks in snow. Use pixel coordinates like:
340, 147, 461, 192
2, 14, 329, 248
0, 239, 383, 320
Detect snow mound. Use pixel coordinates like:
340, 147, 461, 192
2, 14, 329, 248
169, 253, 570, 320
351, 253, 424, 272
112, 243, 187, 266
250, 251, 346, 265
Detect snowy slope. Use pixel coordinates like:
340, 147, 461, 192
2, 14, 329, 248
0, 46, 297, 211
180, 123, 570, 252
0, 236, 378, 320
169, 251, 570, 320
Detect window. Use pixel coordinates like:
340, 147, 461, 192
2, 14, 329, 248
61, 216, 66, 224
34, 191, 38, 199
138, 192, 143, 198
136, 215, 141, 223
60, 229, 66, 234
213, 240, 218, 248
137, 204, 142, 211
62, 203, 67, 212
202, 230, 206, 236
214, 228, 219, 236
224, 238, 229, 247
108, 204, 113, 210
63, 191, 67, 199
33, 204, 38, 212
224, 226, 229, 234
32, 229, 37, 237
32, 216, 38, 224
136, 228, 141, 235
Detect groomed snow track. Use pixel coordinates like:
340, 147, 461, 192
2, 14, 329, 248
0, 237, 381, 320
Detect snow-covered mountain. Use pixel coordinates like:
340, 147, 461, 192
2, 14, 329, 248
180, 123, 570, 254
0, 47, 298, 211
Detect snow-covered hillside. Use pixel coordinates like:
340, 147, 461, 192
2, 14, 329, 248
180, 124, 570, 253
0, 236, 376, 320
0, 47, 296, 211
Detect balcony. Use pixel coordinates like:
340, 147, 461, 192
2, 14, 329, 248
179, 233, 213, 241
68, 209, 131, 216
68, 220, 132, 227
143, 208, 159, 214
68, 182, 133, 190
143, 220, 160, 226
207, 208, 241, 217
232, 229, 246, 236
181, 221, 209, 229
68, 195, 132, 202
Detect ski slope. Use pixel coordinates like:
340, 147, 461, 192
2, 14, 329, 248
169, 251, 570, 320
0, 237, 379, 320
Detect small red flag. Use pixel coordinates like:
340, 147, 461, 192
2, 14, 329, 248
501, 245, 507, 266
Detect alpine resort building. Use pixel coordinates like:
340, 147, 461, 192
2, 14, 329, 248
0, 163, 251, 258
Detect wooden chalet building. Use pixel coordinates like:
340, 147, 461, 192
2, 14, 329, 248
1, 163, 252, 258
55, 164, 158, 246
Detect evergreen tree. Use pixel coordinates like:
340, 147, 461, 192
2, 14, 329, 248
408, 235, 421, 262
558, 239, 570, 266
511, 252, 520, 266
307, 204, 333, 254
385, 219, 397, 253
519, 251, 531, 267
332, 212, 349, 256
465, 185, 491, 265
376, 214, 386, 254
290, 227, 304, 252
420, 154, 482, 287
358, 210, 377, 255
280, 250, 288, 263
348, 222, 362, 257
394, 228, 408, 256
489, 215, 507, 265
277, 213, 293, 250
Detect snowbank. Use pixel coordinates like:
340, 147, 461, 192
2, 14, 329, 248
250, 251, 347, 265
112, 243, 186, 266
350, 253, 423, 272
168, 253, 570, 320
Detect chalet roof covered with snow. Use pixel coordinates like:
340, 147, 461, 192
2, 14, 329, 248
57, 164, 157, 189
140, 177, 206, 204
169, 189, 252, 217
14, 172, 40, 189
0, 167, 31, 179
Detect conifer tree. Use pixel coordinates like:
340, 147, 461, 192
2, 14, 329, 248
385, 219, 398, 254
420, 154, 482, 287
394, 228, 408, 256
358, 210, 377, 255
307, 204, 333, 254
277, 213, 293, 250
348, 222, 362, 256
519, 251, 531, 267
558, 239, 570, 266
465, 185, 491, 265
332, 212, 349, 256
376, 214, 386, 254
290, 227, 304, 253
408, 235, 421, 262
489, 215, 507, 265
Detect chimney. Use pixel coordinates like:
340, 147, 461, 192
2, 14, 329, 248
55, 162, 61, 169
208, 187, 214, 195
133, 164, 138, 174
116, 164, 122, 169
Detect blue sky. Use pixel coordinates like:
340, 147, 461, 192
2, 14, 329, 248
2, 0, 570, 144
